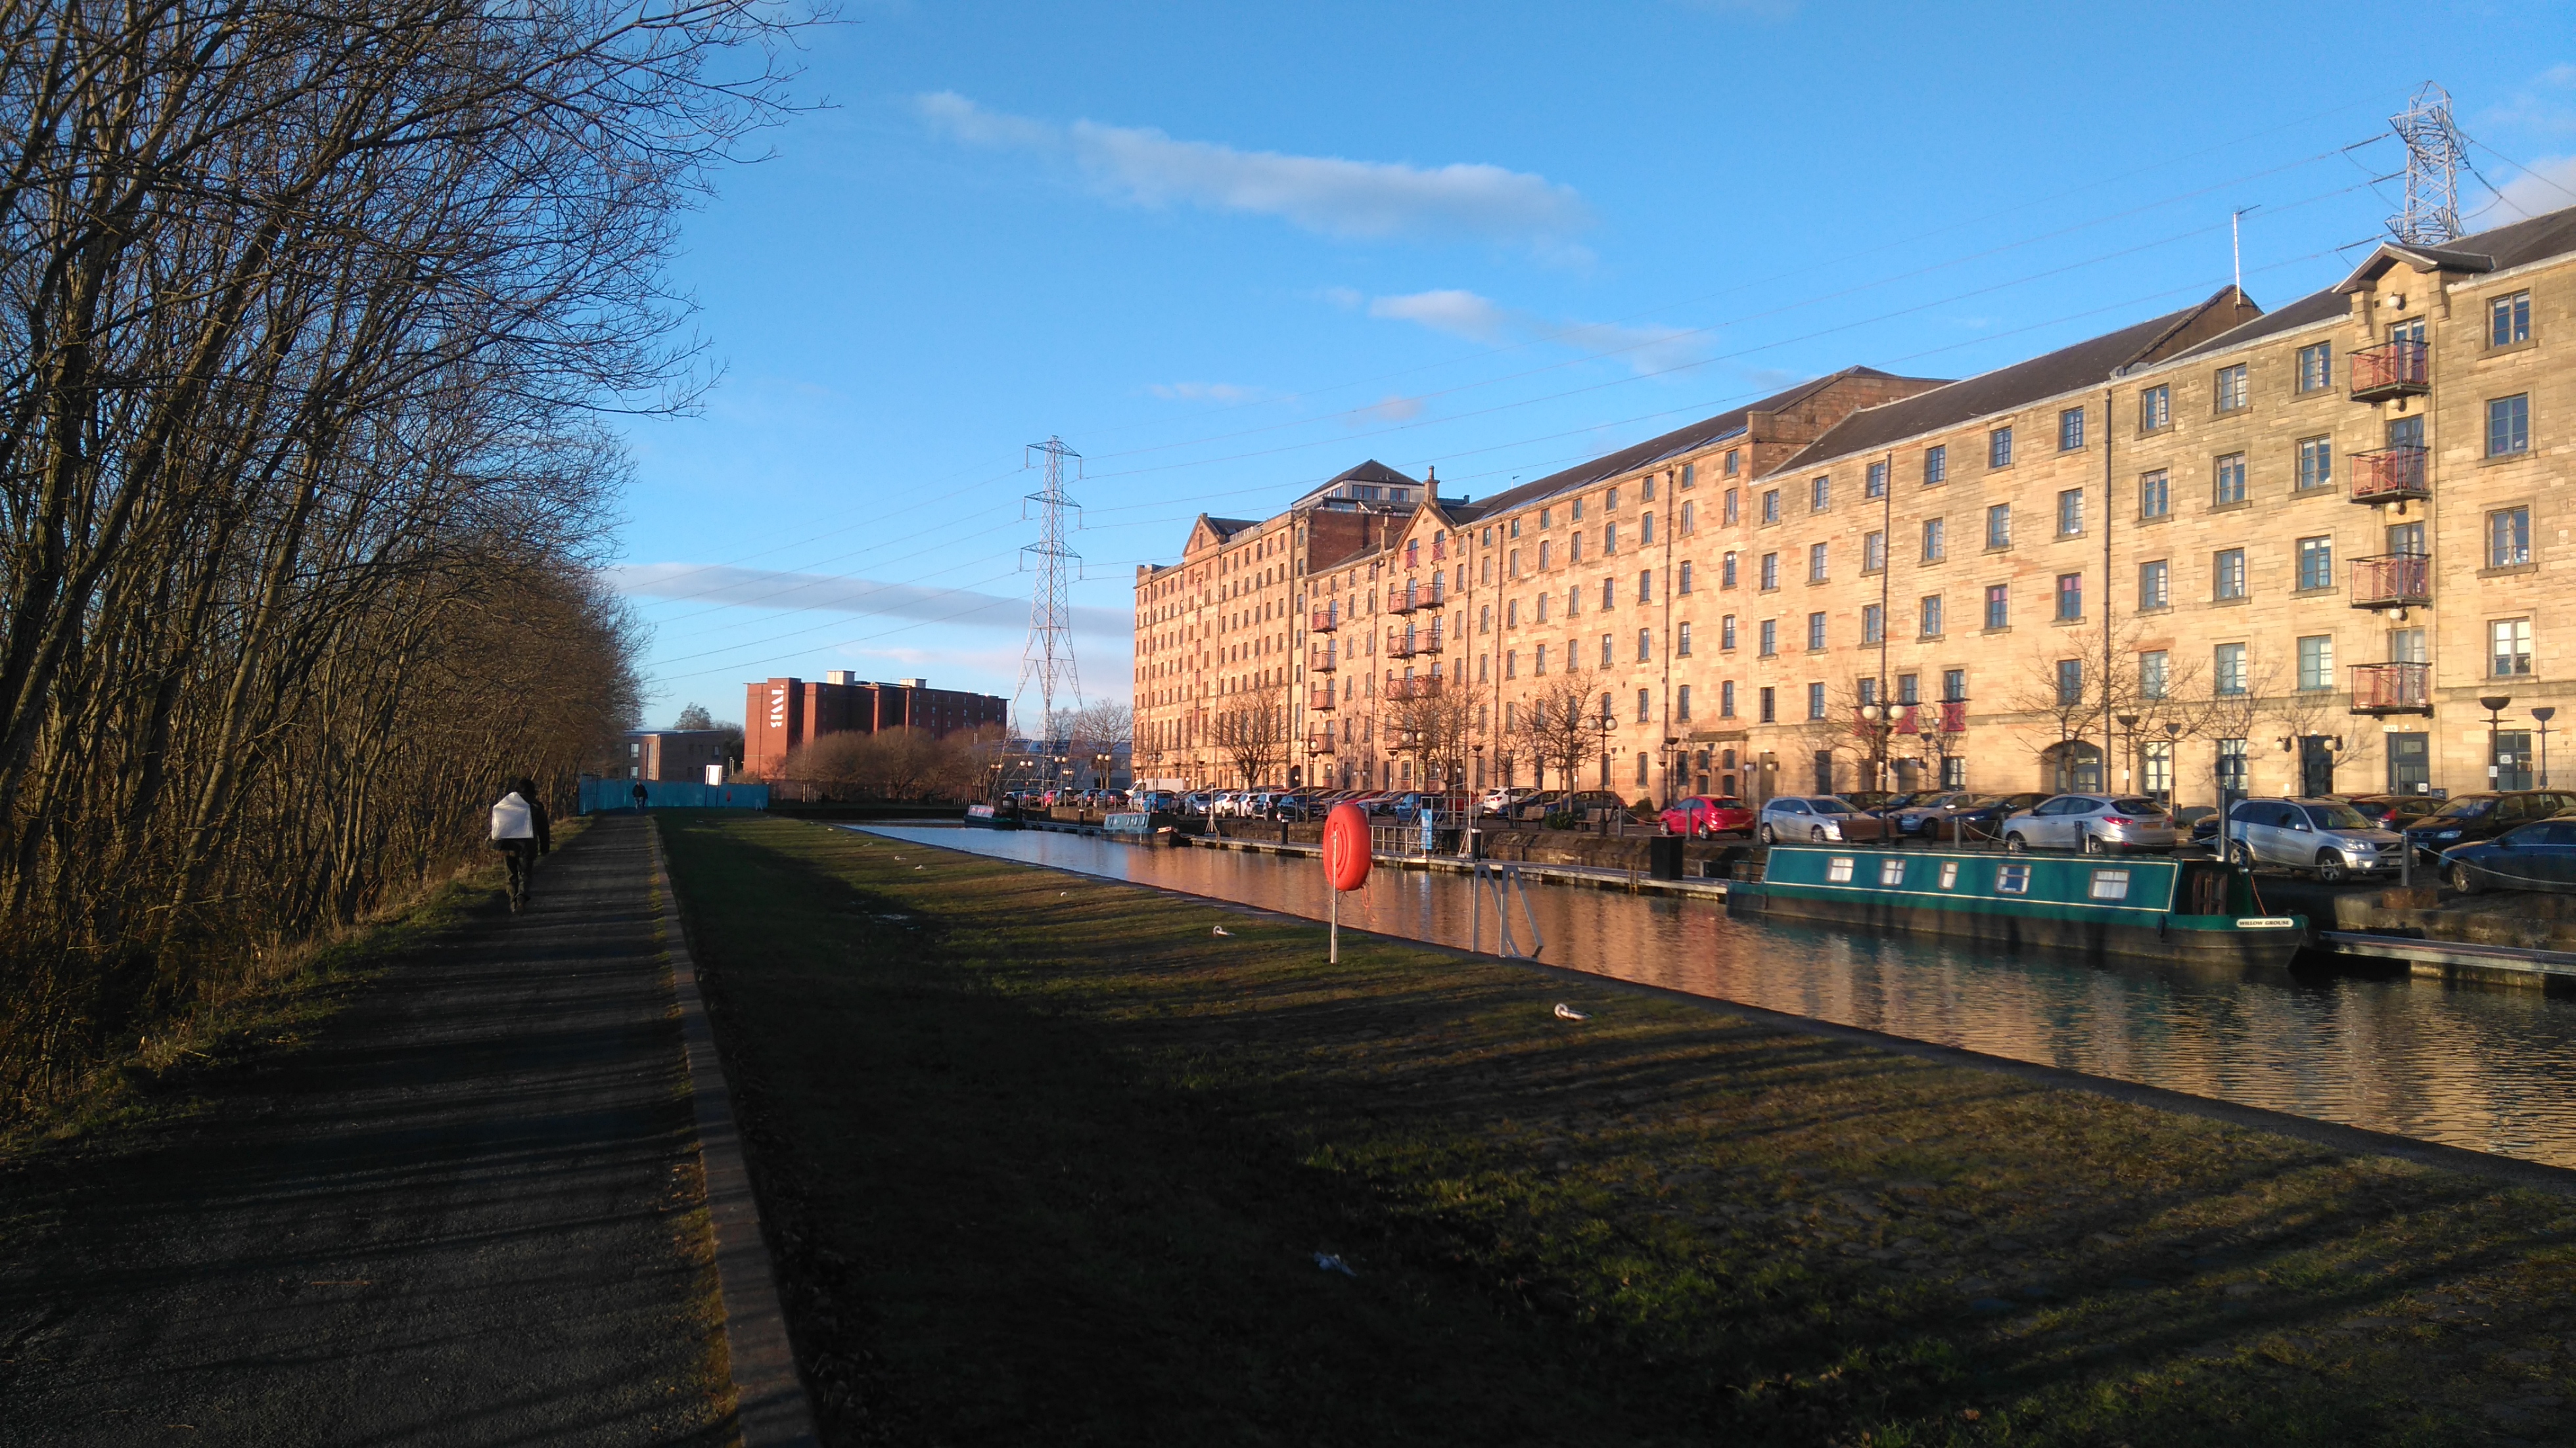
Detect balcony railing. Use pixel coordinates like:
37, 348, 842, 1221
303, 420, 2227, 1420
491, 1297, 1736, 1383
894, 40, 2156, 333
2349, 445, 2429, 506
1385, 587, 1420, 614
2349, 662, 2433, 715
1308, 647, 1337, 673
1306, 730, 1337, 753
1386, 630, 1421, 658
1385, 677, 1435, 700
1307, 687, 1337, 712
2350, 339, 2430, 400
2350, 552, 2432, 610
1310, 608, 1339, 633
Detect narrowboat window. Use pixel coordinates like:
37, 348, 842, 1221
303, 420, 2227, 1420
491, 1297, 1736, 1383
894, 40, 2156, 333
1939, 861, 1960, 890
1996, 864, 2031, 894
2088, 868, 2131, 901
1827, 856, 1856, 883
1879, 857, 1907, 886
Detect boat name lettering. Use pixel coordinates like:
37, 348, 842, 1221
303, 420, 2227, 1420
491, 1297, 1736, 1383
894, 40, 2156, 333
2235, 916, 2297, 930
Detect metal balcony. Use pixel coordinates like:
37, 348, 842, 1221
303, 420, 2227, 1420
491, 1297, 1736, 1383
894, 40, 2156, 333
1309, 608, 1339, 633
2349, 661, 2433, 716
1385, 677, 1434, 700
2349, 446, 2429, 507
1385, 631, 1420, 659
1308, 647, 1337, 673
1306, 730, 1337, 753
2349, 339, 2429, 401
1307, 687, 1337, 712
1385, 587, 1419, 614
2349, 552, 2432, 610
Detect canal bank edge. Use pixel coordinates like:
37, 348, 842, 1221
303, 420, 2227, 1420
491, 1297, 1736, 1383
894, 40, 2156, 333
854, 821, 2576, 1201
648, 819, 823, 1447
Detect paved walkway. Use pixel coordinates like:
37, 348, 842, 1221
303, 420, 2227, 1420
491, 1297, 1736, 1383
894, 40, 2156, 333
0, 815, 730, 1447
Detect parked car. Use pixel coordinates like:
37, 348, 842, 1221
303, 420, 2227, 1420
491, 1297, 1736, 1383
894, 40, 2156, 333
1888, 791, 1994, 838
1550, 790, 1637, 824
1998, 794, 2179, 855
2343, 794, 2445, 831
1481, 785, 1542, 814
1131, 790, 1181, 814
1757, 794, 1893, 844
1510, 790, 1565, 821
2218, 797, 2407, 882
1661, 795, 1755, 837
2402, 790, 2576, 860
2439, 817, 2576, 894
1902, 790, 2050, 841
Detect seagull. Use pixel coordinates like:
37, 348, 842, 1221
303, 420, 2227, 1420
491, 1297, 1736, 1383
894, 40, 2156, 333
1553, 1003, 1588, 1021
914, 865, 925, 871
1212, 925, 1232, 937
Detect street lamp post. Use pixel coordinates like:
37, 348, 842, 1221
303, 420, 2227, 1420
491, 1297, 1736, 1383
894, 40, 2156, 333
1591, 712, 1618, 830
2536, 706, 2559, 788
1856, 702, 1891, 838
2115, 713, 2139, 793
2481, 694, 2514, 788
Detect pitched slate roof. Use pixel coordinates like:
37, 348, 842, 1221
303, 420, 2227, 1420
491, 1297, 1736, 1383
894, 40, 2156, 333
1452, 367, 1929, 522
2335, 201, 2576, 290
1774, 288, 2259, 473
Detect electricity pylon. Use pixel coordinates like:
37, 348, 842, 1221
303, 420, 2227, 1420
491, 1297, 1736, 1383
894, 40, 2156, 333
1015, 436, 1083, 750
2389, 83, 2466, 246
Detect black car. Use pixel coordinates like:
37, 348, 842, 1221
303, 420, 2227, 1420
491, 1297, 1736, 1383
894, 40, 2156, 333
2402, 790, 2576, 859
1937, 790, 2052, 842
2345, 794, 2446, 831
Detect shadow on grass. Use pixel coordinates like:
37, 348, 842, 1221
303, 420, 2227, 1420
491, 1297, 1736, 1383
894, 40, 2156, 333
666, 813, 2576, 1448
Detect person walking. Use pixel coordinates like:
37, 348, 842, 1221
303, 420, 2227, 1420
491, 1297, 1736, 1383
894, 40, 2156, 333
491, 778, 553, 912
631, 780, 648, 811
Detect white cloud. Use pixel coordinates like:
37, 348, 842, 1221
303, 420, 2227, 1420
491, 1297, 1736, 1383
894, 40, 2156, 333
917, 92, 1591, 249
612, 564, 1128, 637
1350, 394, 1425, 426
1362, 287, 1709, 375
2477, 153, 2576, 222
1147, 380, 1265, 402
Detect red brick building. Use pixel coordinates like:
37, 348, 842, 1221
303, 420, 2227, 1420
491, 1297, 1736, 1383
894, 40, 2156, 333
743, 671, 1007, 776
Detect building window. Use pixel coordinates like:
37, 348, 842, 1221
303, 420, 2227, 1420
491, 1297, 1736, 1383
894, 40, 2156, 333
2056, 488, 2084, 537
2217, 736, 2247, 792
1637, 627, 1652, 662
2215, 547, 2247, 600
1720, 681, 1736, 717
1897, 673, 1919, 704
2489, 394, 2531, 457
1942, 668, 1967, 702
1678, 560, 1693, 594
2055, 572, 2082, 622
1601, 577, 1614, 610
1985, 503, 2011, 550
2296, 342, 2332, 393
2390, 625, 2427, 664
1604, 522, 1619, 554
1921, 516, 1945, 562
1866, 460, 1888, 497
2058, 406, 2085, 451
1759, 619, 1778, 656
1806, 612, 1827, 650
1572, 497, 1586, 522
1538, 541, 1552, 570
2215, 452, 2247, 505
2490, 506, 2533, 568
2296, 535, 2333, 591
1677, 621, 1692, 657
2215, 642, 2247, 695
1811, 474, 1831, 511
1808, 542, 1828, 583
1723, 488, 1739, 526
1989, 426, 2013, 468
2297, 634, 2334, 691
1923, 444, 1946, 485
1920, 594, 1943, 637
2296, 436, 2333, 491
1984, 583, 2009, 630
1600, 633, 1615, 667
1807, 682, 1827, 720
1681, 462, 1695, 489
1760, 552, 1780, 589
1677, 683, 1692, 721
1759, 686, 1776, 723
2493, 618, 2535, 677
2055, 658, 2083, 706
2140, 384, 2171, 431
1721, 614, 1737, 650
1862, 602, 1884, 643
2492, 290, 2532, 347
2140, 650, 2169, 699
1680, 500, 1694, 533
1863, 530, 1886, 573
2142, 741, 2173, 795
2215, 363, 2248, 412
1761, 489, 1780, 524
1638, 687, 1651, 722
2139, 470, 2169, 519
2139, 558, 2169, 610
1726, 449, 1741, 476
1722, 552, 1737, 588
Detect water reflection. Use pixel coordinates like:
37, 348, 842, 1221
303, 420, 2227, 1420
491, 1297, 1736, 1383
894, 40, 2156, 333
860, 825, 2576, 1169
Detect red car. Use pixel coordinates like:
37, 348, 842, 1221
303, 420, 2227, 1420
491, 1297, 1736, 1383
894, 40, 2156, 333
1661, 795, 1755, 838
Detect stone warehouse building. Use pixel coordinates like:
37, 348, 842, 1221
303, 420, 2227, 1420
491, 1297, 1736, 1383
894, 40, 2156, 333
1133, 204, 2576, 807
741, 671, 1008, 778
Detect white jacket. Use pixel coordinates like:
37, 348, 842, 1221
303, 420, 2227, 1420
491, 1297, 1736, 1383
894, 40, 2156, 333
491, 792, 536, 841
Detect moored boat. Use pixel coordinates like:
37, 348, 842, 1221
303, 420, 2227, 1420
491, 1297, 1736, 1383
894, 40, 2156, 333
1727, 845, 2305, 968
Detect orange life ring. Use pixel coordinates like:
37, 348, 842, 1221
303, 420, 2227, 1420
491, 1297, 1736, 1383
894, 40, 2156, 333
1323, 803, 1372, 892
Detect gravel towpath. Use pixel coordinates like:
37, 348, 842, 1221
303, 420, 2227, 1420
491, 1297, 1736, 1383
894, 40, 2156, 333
0, 814, 731, 1447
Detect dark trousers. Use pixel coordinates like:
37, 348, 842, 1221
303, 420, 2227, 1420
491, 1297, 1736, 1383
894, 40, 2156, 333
497, 839, 538, 897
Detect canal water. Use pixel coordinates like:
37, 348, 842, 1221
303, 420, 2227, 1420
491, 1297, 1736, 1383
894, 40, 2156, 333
860, 824, 2576, 1171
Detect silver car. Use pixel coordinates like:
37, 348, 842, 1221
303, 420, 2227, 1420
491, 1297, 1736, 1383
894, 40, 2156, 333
1757, 794, 1877, 844
2221, 797, 2406, 882
2000, 794, 2178, 854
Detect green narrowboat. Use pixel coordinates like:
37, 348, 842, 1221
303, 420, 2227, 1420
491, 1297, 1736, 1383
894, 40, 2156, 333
1727, 846, 2307, 968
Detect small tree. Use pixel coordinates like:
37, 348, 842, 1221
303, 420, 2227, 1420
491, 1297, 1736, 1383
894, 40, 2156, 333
1213, 679, 1291, 788
1518, 664, 1603, 792
1385, 673, 1482, 793
673, 702, 716, 731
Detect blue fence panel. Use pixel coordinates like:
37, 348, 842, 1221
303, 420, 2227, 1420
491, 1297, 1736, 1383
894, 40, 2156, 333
579, 777, 770, 814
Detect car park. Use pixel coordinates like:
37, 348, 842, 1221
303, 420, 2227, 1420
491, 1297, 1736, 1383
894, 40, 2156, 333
1999, 794, 2178, 855
2439, 818, 2576, 894
2401, 790, 2576, 860
2347, 794, 2446, 831
2218, 797, 2406, 882
1756, 794, 1892, 844
1661, 795, 1754, 837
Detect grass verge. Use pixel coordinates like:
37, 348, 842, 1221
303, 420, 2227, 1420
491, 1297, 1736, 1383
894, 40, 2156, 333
662, 812, 2576, 1447
0, 819, 589, 1160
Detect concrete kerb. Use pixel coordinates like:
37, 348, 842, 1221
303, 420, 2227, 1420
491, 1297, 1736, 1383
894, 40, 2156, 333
647, 819, 821, 1448
850, 821, 2576, 1202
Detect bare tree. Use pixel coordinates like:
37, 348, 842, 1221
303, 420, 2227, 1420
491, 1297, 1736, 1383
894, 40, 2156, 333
1517, 664, 1604, 793
1384, 674, 1481, 793
1213, 680, 1291, 788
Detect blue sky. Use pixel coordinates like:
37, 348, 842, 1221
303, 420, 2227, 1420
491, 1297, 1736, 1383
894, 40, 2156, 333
614, 0, 2576, 729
